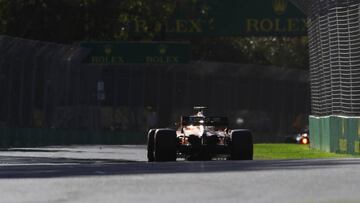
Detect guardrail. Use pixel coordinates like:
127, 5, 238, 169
0, 128, 146, 148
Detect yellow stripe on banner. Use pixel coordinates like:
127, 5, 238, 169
355, 141, 360, 153
339, 139, 347, 152
358, 120, 360, 138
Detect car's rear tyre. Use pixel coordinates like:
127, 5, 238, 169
154, 129, 177, 162
230, 129, 253, 160
147, 129, 156, 162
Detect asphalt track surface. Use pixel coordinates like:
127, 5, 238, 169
1, 146, 360, 203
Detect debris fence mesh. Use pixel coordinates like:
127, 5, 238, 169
293, 0, 360, 116
0, 36, 309, 143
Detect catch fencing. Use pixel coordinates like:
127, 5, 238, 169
293, 0, 360, 153
0, 36, 310, 146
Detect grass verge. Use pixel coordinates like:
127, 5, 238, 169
254, 144, 360, 160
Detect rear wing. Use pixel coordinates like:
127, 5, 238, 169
181, 116, 228, 127
207, 116, 228, 126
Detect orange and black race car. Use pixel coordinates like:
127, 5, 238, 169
147, 107, 253, 162
295, 129, 310, 145
285, 129, 310, 145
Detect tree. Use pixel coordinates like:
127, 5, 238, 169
192, 36, 309, 69
0, 0, 309, 69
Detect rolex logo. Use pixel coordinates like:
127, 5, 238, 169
104, 46, 112, 55
272, 0, 288, 15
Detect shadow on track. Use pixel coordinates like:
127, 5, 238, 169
0, 158, 360, 179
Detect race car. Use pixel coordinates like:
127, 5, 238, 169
147, 107, 253, 162
285, 129, 310, 145
295, 129, 310, 145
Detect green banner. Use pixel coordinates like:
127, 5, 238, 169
129, 0, 307, 37
309, 116, 360, 154
81, 42, 191, 64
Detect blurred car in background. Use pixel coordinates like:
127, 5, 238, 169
285, 129, 310, 145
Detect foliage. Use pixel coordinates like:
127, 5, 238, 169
0, 0, 309, 69
192, 37, 309, 69
0, 0, 178, 42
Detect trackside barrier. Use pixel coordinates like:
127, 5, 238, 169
309, 116, 360, 154
0, 128, 146, 148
